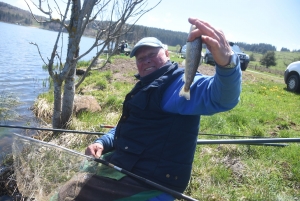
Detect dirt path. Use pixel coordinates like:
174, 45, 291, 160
101, 58, 284, 86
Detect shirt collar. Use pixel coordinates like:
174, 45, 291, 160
135, 61, 173, 84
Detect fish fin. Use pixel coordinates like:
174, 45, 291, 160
182, 59, 185, 67
179, 86, 190, 100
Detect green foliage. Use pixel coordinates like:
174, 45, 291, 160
260, 51, 277, 68
39, 89, 54, 103
72, 56, 300, 200
78, 71, 111, 89
193, 74, 300, 200
33, 54, 300, 200
135, 26, 188, 46
77, 60, 91, 68
280, 47, 290, 52
169, 52, 184, 64
245, 50, 300, 73
249, 53, 255, 61
236, 42, 276, 54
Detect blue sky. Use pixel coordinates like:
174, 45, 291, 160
2, 0, 300, 51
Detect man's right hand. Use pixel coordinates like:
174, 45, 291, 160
187, 17, 232, 67
85, 143, 104, 158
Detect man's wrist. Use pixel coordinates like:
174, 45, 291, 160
217, 51, 238, 68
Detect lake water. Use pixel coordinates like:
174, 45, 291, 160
0, 22, 99, 159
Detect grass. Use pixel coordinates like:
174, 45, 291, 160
244, 50, 300, 70
33, 51, 300, 200
200, 82, 299, 137
188, 75, 300, 200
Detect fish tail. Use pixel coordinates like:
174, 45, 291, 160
182, 74, 186, 82
179, 86, 190, 100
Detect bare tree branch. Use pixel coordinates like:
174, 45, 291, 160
27, 0, 162, 128
48, 0, 71, 78
53, 0, 64, 20
29, 42, 48, 66
36, 0, 52, 16
77, 0, 98, 39
24, 0, 48, 23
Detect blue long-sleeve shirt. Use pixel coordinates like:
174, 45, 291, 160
96, 63, 242, 150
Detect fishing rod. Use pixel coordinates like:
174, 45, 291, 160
100, 124, 115, 129
197, 138, 300, 145
100, 125, 273, 139
1, 125, 288, 147
99, 125, 285, 147
197, 141, 287, 147
198, 132, 268, 138
12, 133, 198, 201
0, 125, 106, 135
197, 133, 288, 147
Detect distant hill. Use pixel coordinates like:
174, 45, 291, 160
3, 1, 296, 53
0, 1, 64, 31
0, 1, 35, 25
0, 1, 189, 46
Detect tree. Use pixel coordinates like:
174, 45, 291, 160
280, 47, 290, 52
235, 42, 276, 54
249, 53, 255, 61
260, 51, 277, 68
26, 0, 161, 129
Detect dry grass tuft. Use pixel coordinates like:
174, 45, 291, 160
32, 98, 53, 121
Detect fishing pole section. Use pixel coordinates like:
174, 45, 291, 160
0, 124, 106, 135
0, 124, 293, 147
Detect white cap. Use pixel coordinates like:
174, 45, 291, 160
130, 37, 164, 58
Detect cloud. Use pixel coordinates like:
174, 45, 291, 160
140, 12, 174, 31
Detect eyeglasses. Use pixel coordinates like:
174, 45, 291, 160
136, 48, 162, 63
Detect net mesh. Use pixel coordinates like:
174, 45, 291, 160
10, 134, 179, 201
12, 134, 98, 201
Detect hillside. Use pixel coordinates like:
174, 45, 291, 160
0, 1, 188, 46
1, 1, 299, 55
0, 1, 34, 25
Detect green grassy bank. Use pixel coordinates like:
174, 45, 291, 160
37, 53, 299, 200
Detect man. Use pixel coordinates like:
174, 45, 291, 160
84, 17, 242, 200
119, 40, 126, 53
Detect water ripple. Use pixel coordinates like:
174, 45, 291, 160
0, 22, 99, 157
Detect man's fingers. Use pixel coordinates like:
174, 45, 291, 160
85, 146, 94, 156
201, 35, 218, 49
187, 18, 220, 42
95, 149, 102, 158
85, 143, 103, 158
187, 17, 232, 66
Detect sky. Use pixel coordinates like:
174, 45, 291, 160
2, 0, 300, 51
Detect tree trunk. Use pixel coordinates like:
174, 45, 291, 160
61, 62, 76, 128
52, 78, 63, 128
52, 0, 81, 128
60, 0, 96, 128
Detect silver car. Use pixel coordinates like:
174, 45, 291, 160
179, 44, 187, 58
284, 61, 300, 92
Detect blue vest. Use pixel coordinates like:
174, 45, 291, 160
108, 63, 200, 192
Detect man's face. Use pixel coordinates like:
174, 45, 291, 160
135, 46, 169, 77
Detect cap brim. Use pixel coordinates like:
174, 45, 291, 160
130, 43, 162, 58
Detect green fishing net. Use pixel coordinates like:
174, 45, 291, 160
11, 134, 181, 201
12, 133, 101, 201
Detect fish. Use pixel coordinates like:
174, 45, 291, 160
179, 25, 202, 100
